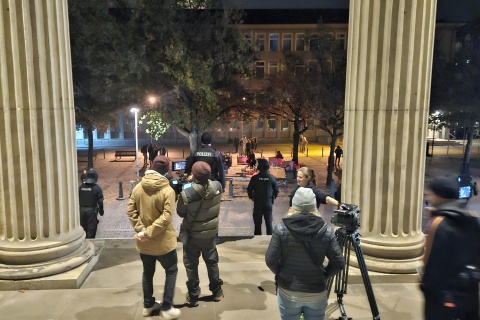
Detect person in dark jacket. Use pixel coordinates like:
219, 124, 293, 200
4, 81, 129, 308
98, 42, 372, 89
421, 175, 480, 320
177, 161, 224, 307
289, 167, 339, 209
185, 132, 226, 189
247, 159, 279, 235
79, 172, 104, 238
266, 187, 345, 320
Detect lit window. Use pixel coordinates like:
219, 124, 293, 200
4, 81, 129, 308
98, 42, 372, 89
282, 34, 292, 51
256, 118, 264, 131
281, 120, 290, 131
270, 33, 279, 51
256, 33, 266, 51
268, 118, 277, 131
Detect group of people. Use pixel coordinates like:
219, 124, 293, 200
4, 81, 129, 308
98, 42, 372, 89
233, 136, 258, 155
141, 143, 167, 168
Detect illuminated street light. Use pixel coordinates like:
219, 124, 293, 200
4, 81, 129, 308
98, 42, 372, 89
147, 95, 158, 105
130, 107, 140, 182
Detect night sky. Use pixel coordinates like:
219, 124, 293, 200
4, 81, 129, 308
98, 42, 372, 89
224, 0, 480, 22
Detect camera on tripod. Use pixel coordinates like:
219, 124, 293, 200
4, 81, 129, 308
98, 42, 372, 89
331, 204, 361, 233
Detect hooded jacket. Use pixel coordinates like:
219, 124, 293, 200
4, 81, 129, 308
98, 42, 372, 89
422, 201, 480, 293
177, 180, 222, 239
265, 211, 345, 293
127, 170, 177, 256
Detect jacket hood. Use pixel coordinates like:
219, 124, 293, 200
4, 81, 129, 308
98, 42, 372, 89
282, 211, 327, 240
141, 170, 171, 192
434, 201, 476, 225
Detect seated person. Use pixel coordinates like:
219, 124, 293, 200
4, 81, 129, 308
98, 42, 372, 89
246, 152, 257, 168
275, 151, 284, 159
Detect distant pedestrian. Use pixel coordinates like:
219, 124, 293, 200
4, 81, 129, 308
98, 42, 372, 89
127, 156, 181, 319
158, 145, 167, 156
421, 175, 480, 320
79, 172, 104, 238
334, 145, 343, 166
233, 137, 240, 153
148, 144, 156, 168
177, 161, 224, 307
141, 144, 148, 166
247, 159, 279, 235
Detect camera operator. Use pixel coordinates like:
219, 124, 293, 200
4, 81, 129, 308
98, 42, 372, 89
266, 187, 345, 320
185, 132, 225, 189
421, 175, 480, 320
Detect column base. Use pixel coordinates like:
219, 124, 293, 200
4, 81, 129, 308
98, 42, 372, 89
0, 240, 96, 281
349, 251, 424, 274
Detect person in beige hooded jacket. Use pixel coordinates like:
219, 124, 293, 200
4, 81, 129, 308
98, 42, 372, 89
127, 155, 181, 319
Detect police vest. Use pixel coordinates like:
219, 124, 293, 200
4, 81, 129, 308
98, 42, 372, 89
79, 184, 97, 207
193, 148, 219, 179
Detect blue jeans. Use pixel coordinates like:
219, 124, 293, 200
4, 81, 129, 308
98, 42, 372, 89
140, 249, 178, 310
277, 290, 328, 320
183, 237, 223, 297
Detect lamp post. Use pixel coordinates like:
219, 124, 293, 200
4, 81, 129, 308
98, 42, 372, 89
131, 107, 140, 182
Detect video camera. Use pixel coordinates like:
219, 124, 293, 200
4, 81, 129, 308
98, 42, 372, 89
170, 173, 189, 194
457, 174, 478, 199
331, 203, 361, 232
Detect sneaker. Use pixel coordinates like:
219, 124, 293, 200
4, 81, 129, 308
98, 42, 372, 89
160, 307, 181, 320
143, 301, 161, 317
186, 293, 199, 307
212, 288, 224, 302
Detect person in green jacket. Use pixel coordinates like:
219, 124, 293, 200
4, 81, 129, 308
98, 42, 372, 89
177, 161, 224, 307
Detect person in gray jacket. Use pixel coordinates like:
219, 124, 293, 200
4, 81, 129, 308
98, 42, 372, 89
265, 187, 345, 320
177, 161, 224, 307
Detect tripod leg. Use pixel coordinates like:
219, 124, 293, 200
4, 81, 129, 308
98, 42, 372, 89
351, 233, 381, 320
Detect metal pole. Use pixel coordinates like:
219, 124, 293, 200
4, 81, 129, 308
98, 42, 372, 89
116, 182, 125, 200
134, 110, 139, 182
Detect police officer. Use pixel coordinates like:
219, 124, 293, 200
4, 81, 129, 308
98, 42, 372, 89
185, 132, 226, 189
247, 159, 279, 235
79, 171, 104, 238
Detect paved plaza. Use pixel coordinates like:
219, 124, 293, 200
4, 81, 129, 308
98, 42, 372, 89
1, 141, 480, 319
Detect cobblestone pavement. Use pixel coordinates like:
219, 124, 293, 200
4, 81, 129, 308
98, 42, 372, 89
76, 141, 480, 239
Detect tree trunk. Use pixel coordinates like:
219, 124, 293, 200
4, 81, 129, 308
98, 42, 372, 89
87, 127, 94, 169
188, 131, 198, 156
292, 118, 300, 164
326, 134, 337, 186
461, 127, 474, 175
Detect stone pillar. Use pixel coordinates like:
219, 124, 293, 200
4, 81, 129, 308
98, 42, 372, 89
342, 0, 437, 272
0, 0, 94, 280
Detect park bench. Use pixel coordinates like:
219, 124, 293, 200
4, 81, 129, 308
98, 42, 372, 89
77, 149, 97, 162
114, 150, 137, 161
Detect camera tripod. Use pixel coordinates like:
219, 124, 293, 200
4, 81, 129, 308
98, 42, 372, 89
326, 228, 380, 320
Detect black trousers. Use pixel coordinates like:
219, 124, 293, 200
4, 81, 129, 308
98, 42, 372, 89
80, 207, 97, 238
424, 287, 479, 320
253, 202, 273, 235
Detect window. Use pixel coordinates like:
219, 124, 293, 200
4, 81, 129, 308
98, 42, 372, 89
335, 33, 346, 50
256, 33, 266, 51
282, 34, 292, 51
268, 61, 279, 76
269, 33, 279, 51
281, 120, 290, 131
255, 61, 265, 78
268, 117, 277, 131
295, 33, 305, 51
255, 118, 264, 131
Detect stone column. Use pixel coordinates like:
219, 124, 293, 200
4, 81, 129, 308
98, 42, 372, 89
0, 0, 94, 280
342, 0, 437, 272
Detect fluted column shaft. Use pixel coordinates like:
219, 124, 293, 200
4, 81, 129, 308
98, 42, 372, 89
0, 0, 93, 279
343, 0, 437, 272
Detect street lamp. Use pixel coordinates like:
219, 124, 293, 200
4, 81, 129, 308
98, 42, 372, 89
130, 107, 140, 182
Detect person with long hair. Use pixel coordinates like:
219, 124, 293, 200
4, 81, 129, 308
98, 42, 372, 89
289, 167, 339, 210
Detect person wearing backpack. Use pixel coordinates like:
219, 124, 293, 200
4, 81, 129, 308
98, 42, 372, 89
421, 175, 480, 320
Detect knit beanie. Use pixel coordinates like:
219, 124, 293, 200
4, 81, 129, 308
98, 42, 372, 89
201, 132, 212, 145
427, 175, 459, 199
192, 161, 211, 184
257, 159, 270, 172
292, 187, 316, 211
153, 155, 170, 175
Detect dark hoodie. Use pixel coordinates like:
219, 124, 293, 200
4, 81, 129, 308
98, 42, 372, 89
265, 211, 345, 293
422, 202, 480, 294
